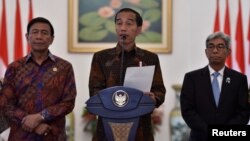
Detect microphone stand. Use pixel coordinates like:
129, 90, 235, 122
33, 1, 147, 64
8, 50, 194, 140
119, 36, 126, 86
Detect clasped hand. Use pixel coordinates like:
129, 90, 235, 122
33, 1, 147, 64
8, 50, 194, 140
22, 113, 51, 136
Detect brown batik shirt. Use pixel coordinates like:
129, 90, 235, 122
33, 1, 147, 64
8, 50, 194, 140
89, 45, 166, 141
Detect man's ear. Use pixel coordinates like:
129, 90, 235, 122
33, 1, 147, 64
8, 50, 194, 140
49, 36, 55, 45
25, 33, 29, 41
136, 26, 142, 36
226, 48, 231, 56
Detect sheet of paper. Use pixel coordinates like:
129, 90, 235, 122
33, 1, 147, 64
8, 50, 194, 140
123, 65, 155, 92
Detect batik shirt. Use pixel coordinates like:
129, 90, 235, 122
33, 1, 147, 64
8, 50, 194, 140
2, 52, 77, 141
89, 45, 166, 141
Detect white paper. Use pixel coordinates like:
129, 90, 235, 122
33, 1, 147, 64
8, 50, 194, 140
123, 65, 155, 92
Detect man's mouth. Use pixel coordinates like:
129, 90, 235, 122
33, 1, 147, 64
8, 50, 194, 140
120, 34, 127, 40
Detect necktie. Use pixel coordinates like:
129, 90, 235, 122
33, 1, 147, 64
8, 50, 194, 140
212, 72, 220, 106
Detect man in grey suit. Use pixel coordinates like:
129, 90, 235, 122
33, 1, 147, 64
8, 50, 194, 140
180, 31, 249, 141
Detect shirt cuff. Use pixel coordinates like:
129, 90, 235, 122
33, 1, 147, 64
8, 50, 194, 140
40, 110, 49, 121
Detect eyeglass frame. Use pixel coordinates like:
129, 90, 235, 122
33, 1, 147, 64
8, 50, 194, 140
206, 43, 228, 51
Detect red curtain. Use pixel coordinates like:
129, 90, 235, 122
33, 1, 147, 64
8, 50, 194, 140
213, 0, 220, 32
224, 0, 232, 68
27, 0, 33, 53
235, 0, 245, 74
14, 0, 23, 61
0, 0, 8, 77
248, 10, 250, 66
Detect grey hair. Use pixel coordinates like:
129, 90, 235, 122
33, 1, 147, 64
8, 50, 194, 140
206, 31, 231, 49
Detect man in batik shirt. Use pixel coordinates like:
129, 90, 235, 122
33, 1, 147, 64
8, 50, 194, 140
1, 17, 77, 141
89, 8, 166, 141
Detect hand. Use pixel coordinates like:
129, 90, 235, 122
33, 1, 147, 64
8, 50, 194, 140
34, 123, 52, 136
144, 92, 156, 102
22, 113, 44, 132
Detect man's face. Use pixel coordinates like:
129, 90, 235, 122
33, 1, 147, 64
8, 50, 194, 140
115, 11, 141, 48
205, 38, 231, 66
26, 23, 54, 52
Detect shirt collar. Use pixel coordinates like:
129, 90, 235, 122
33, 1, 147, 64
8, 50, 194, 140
208, 65, 225, 77
25, 51, 56, 63
115, 43, 138, 56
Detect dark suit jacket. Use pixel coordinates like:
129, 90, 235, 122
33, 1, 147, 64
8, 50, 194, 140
180, 66, 249, 141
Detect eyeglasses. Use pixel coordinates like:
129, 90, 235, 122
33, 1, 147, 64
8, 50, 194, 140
206, 44, 227, 51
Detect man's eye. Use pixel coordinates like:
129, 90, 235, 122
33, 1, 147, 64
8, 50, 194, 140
218, 44, 225, 48
208, 45, 214, 48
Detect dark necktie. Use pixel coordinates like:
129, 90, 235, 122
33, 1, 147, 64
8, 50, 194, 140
212, 72, 220, 106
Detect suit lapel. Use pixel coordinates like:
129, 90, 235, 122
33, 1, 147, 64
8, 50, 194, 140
218, 67, 232, 105
201, 66, 218, 107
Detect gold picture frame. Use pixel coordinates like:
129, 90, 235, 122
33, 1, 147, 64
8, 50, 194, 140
68, 0, 172, 53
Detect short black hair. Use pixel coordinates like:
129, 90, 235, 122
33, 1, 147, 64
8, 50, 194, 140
27, 17, 54, 36
114, 8, 143, 27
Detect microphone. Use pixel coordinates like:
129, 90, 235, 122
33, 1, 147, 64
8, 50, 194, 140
121, 35, 126, 40
119, 35, 126, 85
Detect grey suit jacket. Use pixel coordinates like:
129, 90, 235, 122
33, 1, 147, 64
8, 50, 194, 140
180, 66, 249, 141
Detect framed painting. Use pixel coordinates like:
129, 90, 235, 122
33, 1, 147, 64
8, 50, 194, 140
68, 0, 172, 53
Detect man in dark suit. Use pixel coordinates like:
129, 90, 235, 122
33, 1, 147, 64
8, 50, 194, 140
180, 31, 249, 141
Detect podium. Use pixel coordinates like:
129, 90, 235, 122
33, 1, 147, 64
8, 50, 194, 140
85, 86, 155, 141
